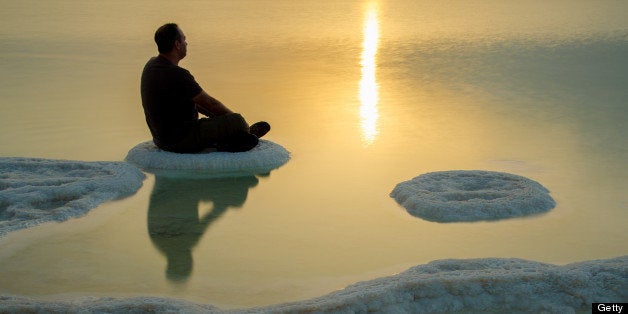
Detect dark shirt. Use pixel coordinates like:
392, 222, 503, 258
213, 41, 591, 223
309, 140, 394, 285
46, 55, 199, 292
140, 55, 203, 149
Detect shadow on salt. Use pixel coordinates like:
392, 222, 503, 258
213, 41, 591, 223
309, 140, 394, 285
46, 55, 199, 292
125, 139, 291, 178
390, 170, 556, 223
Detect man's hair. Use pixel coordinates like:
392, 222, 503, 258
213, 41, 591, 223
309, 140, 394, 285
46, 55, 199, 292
154, 23, 182, 53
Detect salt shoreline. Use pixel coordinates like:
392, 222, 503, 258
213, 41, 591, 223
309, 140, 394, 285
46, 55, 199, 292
0, 157, 145, 237
1, 255, 626, 313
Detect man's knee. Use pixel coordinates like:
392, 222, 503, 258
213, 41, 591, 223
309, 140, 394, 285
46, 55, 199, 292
223, 113, 249, 131
198, 113, 248, 138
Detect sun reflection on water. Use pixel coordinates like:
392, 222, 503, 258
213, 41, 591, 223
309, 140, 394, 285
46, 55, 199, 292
359, 2, 380, 146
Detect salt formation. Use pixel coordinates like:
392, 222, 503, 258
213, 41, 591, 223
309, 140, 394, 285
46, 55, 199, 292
390, 170, 556, 222
265, 256, 627, 313
125, 139, 290, 177
0, 157, 145, 237
1, 256, 625, 313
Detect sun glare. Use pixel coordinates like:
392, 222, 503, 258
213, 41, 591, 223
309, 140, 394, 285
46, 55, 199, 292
359, 2, 380, 146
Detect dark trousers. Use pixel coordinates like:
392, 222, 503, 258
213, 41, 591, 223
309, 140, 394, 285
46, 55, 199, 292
163, 113, 259, 153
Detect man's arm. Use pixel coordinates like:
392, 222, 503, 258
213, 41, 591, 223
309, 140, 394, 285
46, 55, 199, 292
193, 90, 233, 117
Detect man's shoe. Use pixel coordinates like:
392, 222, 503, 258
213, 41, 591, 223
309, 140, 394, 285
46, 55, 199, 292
249, 121, 270, 138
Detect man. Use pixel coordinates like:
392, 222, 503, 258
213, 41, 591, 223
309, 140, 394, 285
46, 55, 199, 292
141, 23, 269, 153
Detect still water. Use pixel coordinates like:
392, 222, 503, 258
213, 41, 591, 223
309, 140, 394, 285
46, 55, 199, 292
1, 0, 627, 309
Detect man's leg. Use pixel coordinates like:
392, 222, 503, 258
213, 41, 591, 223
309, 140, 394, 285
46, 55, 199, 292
216, 132, 259, 152
197, 113, 259, 152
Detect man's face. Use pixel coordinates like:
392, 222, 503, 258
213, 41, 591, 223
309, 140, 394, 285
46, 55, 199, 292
175, 28, 188, 59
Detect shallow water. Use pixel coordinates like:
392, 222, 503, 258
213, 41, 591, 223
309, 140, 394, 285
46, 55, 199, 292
1, 0, 627, 309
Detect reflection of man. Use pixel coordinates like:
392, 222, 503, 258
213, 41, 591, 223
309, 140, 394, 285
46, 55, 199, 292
141, 23, 270, 153
147, 175, 260, 282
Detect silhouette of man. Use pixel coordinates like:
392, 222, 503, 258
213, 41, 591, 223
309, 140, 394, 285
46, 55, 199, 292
147, 175, 260, 282
141, 23, 270, 153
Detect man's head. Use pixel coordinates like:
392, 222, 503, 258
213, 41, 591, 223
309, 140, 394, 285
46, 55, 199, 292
154, 23, 187, 59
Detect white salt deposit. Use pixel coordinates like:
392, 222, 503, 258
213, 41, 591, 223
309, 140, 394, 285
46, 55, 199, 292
1, 256, 625, 313
390, 170, 556, 222
125, 139, 290, 177
265, 256, 627, 313
0, 157, 145, 237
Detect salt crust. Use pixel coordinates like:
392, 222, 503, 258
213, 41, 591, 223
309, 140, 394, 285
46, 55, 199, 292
125, 139, 290, 177
1, 256, 625, 313
0, 157, 145, 237
390, 170, 556, 222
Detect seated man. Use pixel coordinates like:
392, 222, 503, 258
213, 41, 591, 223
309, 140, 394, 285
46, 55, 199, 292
141, 23, 269, 153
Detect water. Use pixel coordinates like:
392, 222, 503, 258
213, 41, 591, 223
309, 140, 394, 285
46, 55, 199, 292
1, 0, 627, 309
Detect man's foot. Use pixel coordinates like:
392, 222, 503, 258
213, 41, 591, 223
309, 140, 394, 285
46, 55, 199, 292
249, 121, 270, 138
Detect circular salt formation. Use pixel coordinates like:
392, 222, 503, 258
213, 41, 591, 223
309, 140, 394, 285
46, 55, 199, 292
390, 170, 555, 222
125, 139, 290, 177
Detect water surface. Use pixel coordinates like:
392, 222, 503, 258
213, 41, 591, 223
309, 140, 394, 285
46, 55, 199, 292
1, 0, 627, 309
